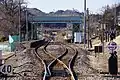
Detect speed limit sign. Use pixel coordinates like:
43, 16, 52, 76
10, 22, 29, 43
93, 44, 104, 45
0, 64, 12, 74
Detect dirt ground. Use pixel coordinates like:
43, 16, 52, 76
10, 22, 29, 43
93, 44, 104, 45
88, 35, 120, 73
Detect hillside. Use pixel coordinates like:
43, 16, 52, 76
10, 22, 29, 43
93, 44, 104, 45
27, 8, 83, 16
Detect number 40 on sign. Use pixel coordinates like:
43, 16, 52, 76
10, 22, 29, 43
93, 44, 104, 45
0, 64, 12, 74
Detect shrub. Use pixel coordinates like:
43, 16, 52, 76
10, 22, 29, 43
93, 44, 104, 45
0, 35, 7, 42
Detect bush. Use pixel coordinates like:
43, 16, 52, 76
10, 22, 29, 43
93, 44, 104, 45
0, 35, 8, 42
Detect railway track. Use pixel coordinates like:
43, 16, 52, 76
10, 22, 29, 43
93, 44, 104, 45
34, 41, 53, 80
60, 43, 78, 80
44, 42, 78, 80
46, 42, 69, 80
34, 40, 67, 80
4, 39, 119, 80
18, 40, 77, 80
43, 42, 69, 80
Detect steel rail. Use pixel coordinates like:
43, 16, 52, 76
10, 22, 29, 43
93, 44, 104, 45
34, 40, 52, 80
61, 43, 78, 80
44, 42, 76, 80
34, 49, 48, 80
70, 43, 99, 72
41, 41, 67, 79
34, 39, 60, 80
46, 42, 67, 78
68, 47, 78, 80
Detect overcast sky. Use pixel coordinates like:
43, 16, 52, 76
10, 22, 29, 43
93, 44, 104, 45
27, 0, 119, 13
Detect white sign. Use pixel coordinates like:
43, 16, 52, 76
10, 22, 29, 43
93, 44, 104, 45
9, 35, 14, 44
74, 32, 82, 43
0, 64, 12, 74
108, 42, 117, 51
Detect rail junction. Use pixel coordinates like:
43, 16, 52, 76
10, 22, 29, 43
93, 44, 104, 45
34, 40, 78, 80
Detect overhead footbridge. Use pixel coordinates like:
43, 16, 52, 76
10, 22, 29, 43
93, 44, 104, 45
28, 16, 83, 23
23, 16, 83, 41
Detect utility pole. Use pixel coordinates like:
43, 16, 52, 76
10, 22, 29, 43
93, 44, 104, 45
87, 8, 90, 48
18, 0, 21, 42
26, 5, 28, 41
31, 23, 33, 40
114, 4, 117, 36
84, 0, 87, 48
102, 24, 105, 54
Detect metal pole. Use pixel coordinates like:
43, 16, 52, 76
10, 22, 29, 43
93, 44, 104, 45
18, 0, 21, 42
79, 24, 81, 44
114, 4, 117, 36
31, 23, 33, 40
87, 8, 89, 48
26, 5, 28, 41
102, 24, 105, 54
84, 0, 87, 48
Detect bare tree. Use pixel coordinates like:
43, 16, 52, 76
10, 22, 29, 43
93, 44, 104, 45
0, 0, 26, 36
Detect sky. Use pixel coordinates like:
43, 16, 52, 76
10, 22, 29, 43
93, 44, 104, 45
27, 0, 119, 13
